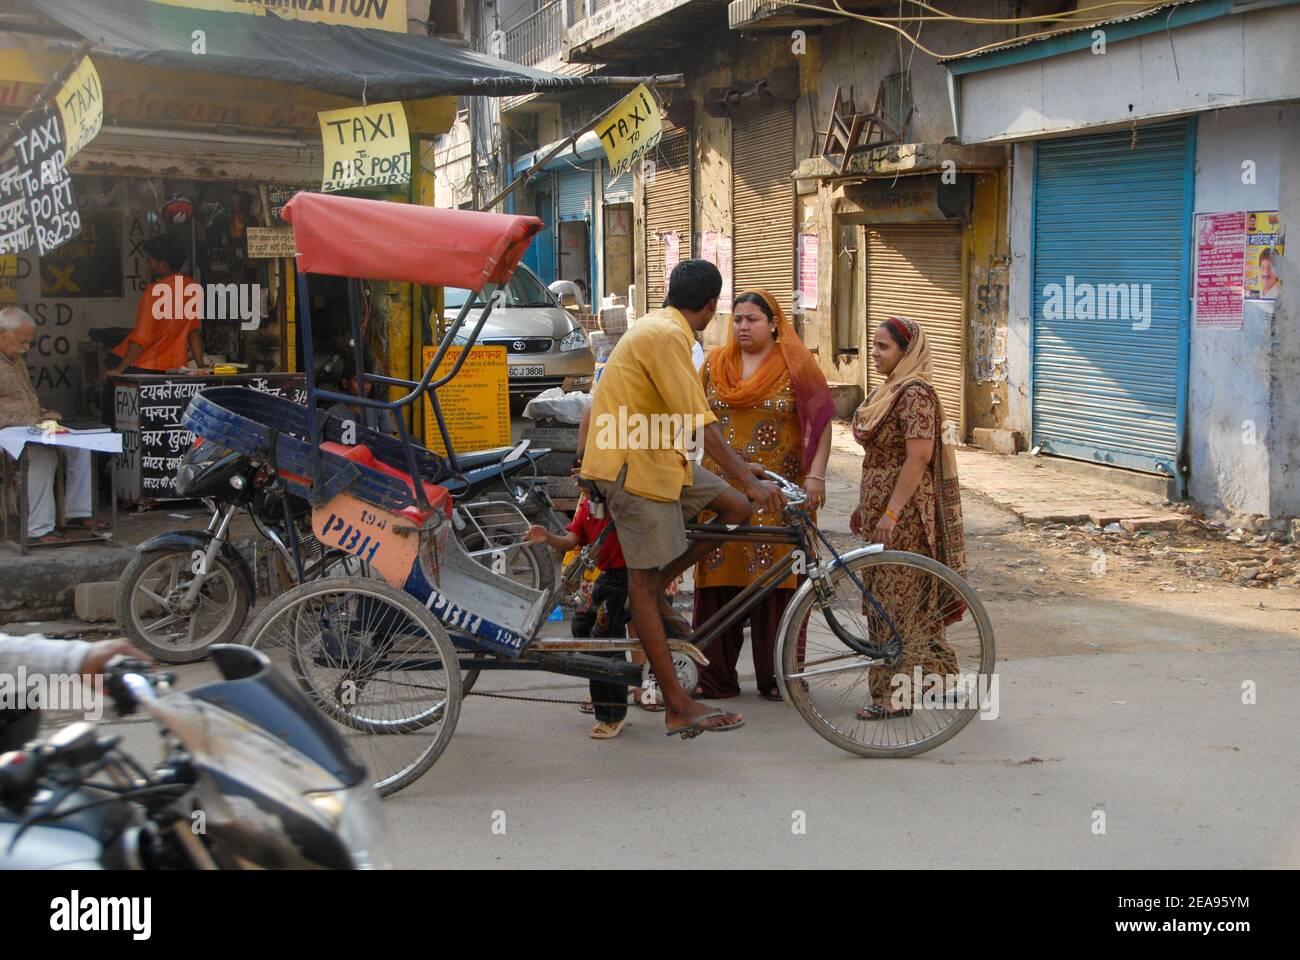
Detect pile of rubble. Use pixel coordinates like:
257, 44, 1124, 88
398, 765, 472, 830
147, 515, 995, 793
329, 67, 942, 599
1023, 505, 1299, 591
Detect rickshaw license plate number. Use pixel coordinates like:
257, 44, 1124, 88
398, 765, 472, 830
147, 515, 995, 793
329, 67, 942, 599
509, 365, 545, 377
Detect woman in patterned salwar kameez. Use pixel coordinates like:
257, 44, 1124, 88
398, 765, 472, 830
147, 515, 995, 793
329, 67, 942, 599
692, 290, 835, 701
849, 316, 968, 720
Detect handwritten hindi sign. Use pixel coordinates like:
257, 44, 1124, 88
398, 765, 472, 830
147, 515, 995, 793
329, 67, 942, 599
246, 226, 296, 258
596, 84, 663, 179
12, 108, 80, 256
318, 101, 411, 193
56, 57, 103, 163
421, 346, 510, 456
0, 164, 30, 257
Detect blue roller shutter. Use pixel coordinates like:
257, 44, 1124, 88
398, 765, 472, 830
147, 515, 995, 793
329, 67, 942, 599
1031, 119, 1194, 482
556, 164, 593, 221
602, 160, 632, 205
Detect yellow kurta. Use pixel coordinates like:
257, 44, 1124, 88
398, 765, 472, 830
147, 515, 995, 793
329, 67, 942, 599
695, 369, 803, 590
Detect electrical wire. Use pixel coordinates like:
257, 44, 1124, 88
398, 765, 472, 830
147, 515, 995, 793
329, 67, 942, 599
788, 0, 1167, 24
772, 0, 1175, 60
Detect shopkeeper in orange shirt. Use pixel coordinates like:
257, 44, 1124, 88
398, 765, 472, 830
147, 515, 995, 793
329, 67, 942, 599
106, 234, 204, 376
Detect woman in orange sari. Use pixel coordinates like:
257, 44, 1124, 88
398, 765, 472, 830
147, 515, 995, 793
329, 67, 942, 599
850, 316, 967, 720
693, 290, 835, 700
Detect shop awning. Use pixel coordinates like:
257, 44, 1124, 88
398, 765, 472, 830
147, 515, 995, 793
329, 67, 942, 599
21, 0, 602, 100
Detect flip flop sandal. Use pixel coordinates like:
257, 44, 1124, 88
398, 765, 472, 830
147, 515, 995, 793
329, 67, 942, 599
66, 517, 110, 531
590, 719, 626, 740
666, 707, 746, 740
32, 533, 69, 544
856, 704, 913, 722
578, 700, 595, 715
759, 689, 783, 702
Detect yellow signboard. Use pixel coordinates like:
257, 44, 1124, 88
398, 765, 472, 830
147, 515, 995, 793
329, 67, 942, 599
421, 346, 510, 456
319, 101, 411, 192
56, 57, 103, 162
595, 83, 663, 179
148, 0, 408, 33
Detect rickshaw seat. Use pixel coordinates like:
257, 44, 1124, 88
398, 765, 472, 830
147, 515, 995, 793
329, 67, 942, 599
320, 441, 451, 521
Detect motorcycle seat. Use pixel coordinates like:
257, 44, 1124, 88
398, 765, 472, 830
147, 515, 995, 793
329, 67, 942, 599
456, 446, 515, 470
320, 441, 451, 521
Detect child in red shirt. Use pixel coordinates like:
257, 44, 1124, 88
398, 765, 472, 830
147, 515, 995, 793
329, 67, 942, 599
526, 493, 631, 739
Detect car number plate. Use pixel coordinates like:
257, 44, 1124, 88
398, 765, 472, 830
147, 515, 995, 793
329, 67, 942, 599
509, 365, 546, 377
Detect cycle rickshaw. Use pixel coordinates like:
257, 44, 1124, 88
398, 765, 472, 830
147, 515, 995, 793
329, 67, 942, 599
182, 192, 995, 796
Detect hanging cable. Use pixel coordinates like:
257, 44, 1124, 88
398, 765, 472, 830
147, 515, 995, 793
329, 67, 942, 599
771, 0, 1173, 60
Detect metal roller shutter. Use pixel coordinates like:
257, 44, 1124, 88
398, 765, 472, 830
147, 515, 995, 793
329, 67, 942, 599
602, 160, 632, 205
732, 99, 795, 313
556, 164, 593, 221
865, 222, 966, 435
643, 128, 692, 312
1031, 119, 1193, 478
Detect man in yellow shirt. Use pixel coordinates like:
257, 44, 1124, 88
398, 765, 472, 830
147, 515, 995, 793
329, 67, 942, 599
581, 260, 782, 738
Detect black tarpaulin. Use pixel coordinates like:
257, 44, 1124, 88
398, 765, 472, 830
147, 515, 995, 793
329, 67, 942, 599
23, 0, 598, 100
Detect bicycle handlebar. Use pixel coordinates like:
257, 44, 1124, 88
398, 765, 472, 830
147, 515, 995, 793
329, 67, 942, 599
763, 470, 809, 506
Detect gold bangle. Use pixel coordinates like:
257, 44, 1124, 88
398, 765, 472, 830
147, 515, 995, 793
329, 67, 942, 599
805, 474, 825, 481
884, 508, 899, 523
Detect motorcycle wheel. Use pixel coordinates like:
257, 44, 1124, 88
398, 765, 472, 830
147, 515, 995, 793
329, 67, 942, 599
115, 548, 251, 664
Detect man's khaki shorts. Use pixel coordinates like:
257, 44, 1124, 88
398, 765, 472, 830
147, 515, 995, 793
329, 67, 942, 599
593, 463, 733, 570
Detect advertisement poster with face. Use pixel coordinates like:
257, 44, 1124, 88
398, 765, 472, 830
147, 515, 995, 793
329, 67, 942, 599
1243, 210, 1283, 301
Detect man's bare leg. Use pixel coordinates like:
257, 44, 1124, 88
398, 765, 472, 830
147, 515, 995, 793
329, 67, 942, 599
657, 487, 752, 616
628, 567, 741, 731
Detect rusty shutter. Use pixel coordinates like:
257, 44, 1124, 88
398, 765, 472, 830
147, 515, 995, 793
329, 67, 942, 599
732, 98, 795, 313
865, 222, 966, 435
643, 127, 692, 312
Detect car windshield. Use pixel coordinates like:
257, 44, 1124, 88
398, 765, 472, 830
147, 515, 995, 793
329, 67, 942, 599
444, 266, 556, 310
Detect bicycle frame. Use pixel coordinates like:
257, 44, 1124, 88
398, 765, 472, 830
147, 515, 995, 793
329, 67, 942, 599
448, 507, 904, 687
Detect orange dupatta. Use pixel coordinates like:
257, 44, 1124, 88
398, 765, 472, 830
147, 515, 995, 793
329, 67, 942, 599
704, 289, 834, 475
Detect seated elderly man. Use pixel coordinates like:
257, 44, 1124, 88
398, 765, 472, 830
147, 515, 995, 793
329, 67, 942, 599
0, 307, 97, 543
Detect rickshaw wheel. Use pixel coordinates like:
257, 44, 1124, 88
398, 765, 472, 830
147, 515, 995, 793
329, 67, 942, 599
641, 651, 699, 705
242, 578, 462, 797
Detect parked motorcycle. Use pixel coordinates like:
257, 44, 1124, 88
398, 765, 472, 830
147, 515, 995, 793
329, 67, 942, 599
0, 646, 391, 869
116, 436, 560, 663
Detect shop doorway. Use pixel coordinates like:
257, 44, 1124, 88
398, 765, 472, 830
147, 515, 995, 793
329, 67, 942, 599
603, 203, 633, 305
557, 220, 590, 306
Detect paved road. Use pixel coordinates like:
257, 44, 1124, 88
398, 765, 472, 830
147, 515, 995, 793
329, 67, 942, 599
94, 615, 1299, 869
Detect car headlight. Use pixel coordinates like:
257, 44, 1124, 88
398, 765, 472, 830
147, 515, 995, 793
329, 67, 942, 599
559, 327, 588, 352
306, 786, 393, 870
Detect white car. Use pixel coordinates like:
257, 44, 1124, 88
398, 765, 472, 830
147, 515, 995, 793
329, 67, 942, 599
446, 265, 595, 396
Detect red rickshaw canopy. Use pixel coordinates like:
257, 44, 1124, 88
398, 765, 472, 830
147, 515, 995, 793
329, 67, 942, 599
281, 193, 544, 291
